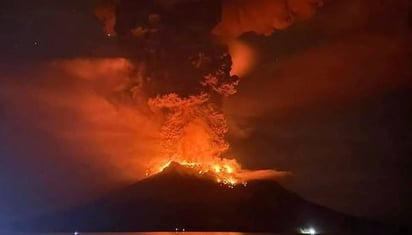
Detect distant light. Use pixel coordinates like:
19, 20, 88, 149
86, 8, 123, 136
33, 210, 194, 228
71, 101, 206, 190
73, 231, 80, 235
309, 228, 316, 235
300, 227, 316, 235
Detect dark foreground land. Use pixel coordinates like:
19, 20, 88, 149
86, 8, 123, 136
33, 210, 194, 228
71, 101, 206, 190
17, 162, 406, 234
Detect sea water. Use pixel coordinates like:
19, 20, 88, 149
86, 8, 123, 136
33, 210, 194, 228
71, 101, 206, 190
9, 233, 272, 235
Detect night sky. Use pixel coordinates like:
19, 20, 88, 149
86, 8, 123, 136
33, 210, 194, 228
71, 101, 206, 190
0, 0, 411, 229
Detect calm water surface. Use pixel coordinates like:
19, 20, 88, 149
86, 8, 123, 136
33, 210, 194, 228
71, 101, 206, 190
11, 233, 273, 235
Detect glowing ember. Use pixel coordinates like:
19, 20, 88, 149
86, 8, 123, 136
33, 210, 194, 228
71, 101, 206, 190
151, 159, 243, 187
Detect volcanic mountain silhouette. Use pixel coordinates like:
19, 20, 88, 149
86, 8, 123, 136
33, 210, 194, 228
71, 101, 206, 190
19, 162, 403, 234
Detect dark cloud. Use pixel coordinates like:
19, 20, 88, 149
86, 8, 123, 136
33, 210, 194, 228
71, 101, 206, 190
224, 0, 411, 224
225, 33, 410, 120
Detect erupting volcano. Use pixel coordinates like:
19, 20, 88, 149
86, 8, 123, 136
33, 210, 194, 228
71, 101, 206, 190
90, 0, 331, 186
144, 59, 283, 186
145, 60, 244, 186
5, 0, 408, 234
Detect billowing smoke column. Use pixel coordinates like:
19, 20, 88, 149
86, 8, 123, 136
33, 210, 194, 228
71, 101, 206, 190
93, 0, 324, 184
146, 53, 244, 184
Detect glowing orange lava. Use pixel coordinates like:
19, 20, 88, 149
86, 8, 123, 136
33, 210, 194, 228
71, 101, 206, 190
148, 158, 244, 187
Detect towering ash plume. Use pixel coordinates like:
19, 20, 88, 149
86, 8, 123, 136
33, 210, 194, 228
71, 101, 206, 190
93, 0, 324, 182
146, 53, 240, 179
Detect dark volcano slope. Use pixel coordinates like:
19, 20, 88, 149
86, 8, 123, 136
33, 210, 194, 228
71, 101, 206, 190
18, 163, 403, 234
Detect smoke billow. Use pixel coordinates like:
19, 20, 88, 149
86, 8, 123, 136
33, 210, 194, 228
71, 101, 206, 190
224, 0, 411, 138
213, 0, 324, 39
145, 58, 240, 177
0, 58, 165, 223
1, 58, 164, 184
215, 0, 325, 77
221, 0, 411, 224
